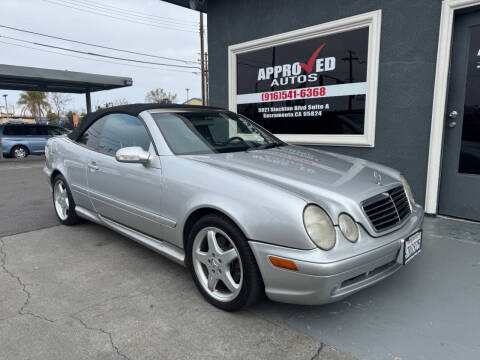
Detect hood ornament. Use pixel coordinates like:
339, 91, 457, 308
373, 171, 383, 186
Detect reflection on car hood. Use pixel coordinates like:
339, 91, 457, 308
183, 145, 401, 204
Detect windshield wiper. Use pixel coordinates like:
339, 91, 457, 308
247, 142, 283, 152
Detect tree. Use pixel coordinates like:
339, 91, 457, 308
95, 98, 129, 111
112, 98, 129, 106
46, 111, 58, 124
145, 88, 177, 104
17, 91, 50, 118
49, 93, 72, 122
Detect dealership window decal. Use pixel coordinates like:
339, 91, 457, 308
228, 11, 381, 146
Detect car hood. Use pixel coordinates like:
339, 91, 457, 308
183, 145, 401, 208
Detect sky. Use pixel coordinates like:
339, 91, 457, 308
0, 0, 204, 114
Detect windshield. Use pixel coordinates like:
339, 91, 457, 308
152, 111, 285, 155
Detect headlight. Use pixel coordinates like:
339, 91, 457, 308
400, 175, 415, 206
338, 213, 359, 243
303, 205, 336, 250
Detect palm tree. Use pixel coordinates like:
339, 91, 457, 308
17, 91, 50, 118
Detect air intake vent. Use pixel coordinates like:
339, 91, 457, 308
362, 186, 411, 232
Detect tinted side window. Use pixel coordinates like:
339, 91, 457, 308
78, 116, 107, 149
24, 126, 36, 136
31, 126, 49, 136
24, 126, 46, 136
48, 126, 68, 136
3, 126, 15, 135
4, 125, 26, 136
98, 114, 151, 155
40, 126, 50, 135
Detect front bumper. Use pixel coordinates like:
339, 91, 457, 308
249, 204, 424, 305
43, 166, 53, 190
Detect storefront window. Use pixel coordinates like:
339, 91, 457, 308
228, 11, 381, 146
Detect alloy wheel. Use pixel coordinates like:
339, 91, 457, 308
192, 227, 243, 302
54, 180, 69, 221
13, 147, 27, 158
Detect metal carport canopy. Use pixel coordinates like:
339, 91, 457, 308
0, 64, 133, 113
164, 0, 207, 12
0, 64, 132, 93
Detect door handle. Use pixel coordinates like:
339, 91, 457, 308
88, 162, 99, 171
448, 121, 457, 128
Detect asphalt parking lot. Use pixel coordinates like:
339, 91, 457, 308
0, 155, 59, 237
0, 158, 351, 360
1, 158, 479, 360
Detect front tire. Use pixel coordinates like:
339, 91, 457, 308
187, 214, 263, 311
52, 174, 82, 225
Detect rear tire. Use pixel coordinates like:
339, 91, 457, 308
11, 145, 28, 159
186, 213, 263, 311
52, 174, 82, 225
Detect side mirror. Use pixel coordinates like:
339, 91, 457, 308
115, 146, 150, 164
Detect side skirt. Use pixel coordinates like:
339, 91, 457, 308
75, 206, 186, 266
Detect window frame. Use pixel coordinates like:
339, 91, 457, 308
3, 125, 25, 136
35, 126, 49, 136
48, 126, 68, 136
74, 113, 158, 157
228, 10, 382, 147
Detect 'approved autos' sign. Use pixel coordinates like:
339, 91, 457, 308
235, 27, 369, 136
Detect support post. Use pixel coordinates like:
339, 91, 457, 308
200, 12, 206, 106
85, 92, 92, 113
3, 94, 8, 114
1, 94, 7, 160
205, 51, 209, 106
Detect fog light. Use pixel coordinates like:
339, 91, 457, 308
339, 213, 359, 243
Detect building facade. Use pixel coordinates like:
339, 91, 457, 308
169, 0, 480, 222
183, 97, 203, 106
0, 116, 36, 124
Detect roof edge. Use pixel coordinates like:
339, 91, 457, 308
163, 0, 207, 12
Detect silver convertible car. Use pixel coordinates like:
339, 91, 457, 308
44, 104, 424, 311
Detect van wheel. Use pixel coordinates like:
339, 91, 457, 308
11, 145, 28, 159
187, 214, 263, 311
52, 174, 82, 225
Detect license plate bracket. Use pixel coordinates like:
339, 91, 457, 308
403, 230, 422, 264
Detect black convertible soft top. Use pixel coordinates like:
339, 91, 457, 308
68, 103, 225, 141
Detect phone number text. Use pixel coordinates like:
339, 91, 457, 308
261, 87, 326, 101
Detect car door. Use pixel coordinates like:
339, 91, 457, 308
2, 125, 30, 153
68, 117, 106, 211
27, 125, 49, 154
1, 125, 20, 154
85, 113, 167, 239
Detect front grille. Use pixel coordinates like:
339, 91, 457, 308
362, 186, 411, 232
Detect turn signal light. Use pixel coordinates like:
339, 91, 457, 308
269, 256, 298, 271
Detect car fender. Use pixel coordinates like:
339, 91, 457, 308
160, 156, 315, 251
45, 137, 69, 183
